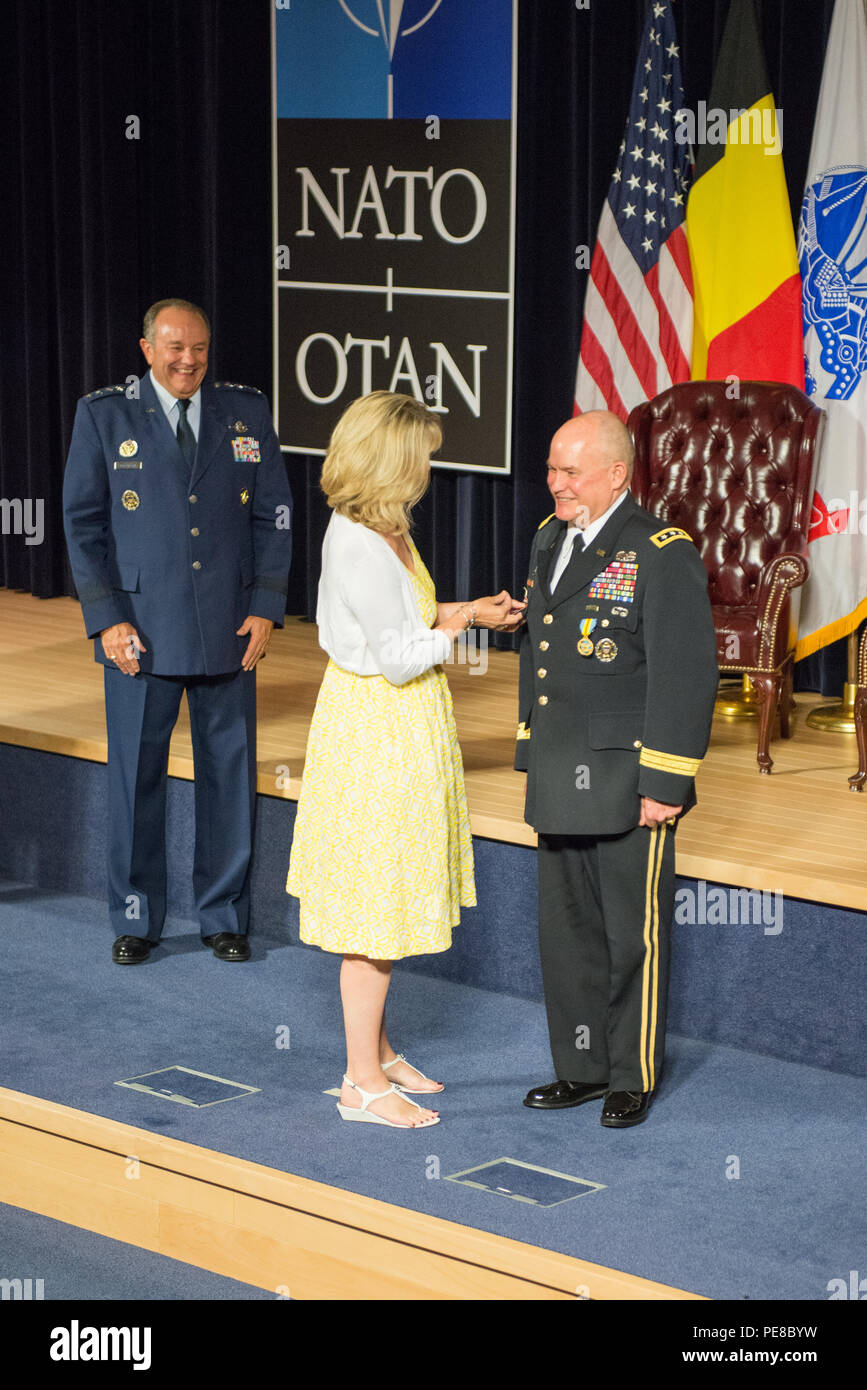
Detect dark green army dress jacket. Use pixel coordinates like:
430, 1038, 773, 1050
515, 491, 719, 837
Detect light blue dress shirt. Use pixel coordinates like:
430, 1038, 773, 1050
149, 369, 201, 441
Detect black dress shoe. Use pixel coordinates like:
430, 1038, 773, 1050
600, 1090, 653, 1127
523, 1079, 609, 1109
202, 933, 251, 962
112, 935, 151, 965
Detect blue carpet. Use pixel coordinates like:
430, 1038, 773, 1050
2, 882, 865, 1301
0, 1202, 272, 1300
3, 743, 866, 1075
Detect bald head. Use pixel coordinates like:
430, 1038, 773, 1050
551, 411, 634, 478
546, 410, 634, 528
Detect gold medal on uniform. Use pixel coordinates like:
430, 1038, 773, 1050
119, 439, 138, 457
595, 637, 618, 662
121, 489, 140, 511
577, 617, 596, 656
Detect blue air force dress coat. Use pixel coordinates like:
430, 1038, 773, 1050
62, 372, 293, 944
62, 373, 292, 675
514, 492, 719, 1094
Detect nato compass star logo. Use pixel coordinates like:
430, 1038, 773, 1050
338, 0, 443, 55
799, 164, 867, 401
338, 1, 443, 114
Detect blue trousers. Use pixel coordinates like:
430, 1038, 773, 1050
104, 666, 257, 941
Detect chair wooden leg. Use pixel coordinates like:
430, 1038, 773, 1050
849, 688, 867, 791
779, 662, 794, 739
751, 673, 778, 774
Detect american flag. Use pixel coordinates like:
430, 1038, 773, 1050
574, 0, 693, 420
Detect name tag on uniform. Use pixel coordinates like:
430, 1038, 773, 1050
231, 436, 260, 463
113, 460, 142, 469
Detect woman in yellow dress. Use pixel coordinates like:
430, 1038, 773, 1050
287, 391, 525, 1129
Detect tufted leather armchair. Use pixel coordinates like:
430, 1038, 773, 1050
849, 625, 867, 791
628, 381, 825, 773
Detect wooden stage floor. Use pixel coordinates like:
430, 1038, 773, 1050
1, 590, 865, 911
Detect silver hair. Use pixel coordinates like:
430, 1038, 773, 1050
142, 299, 211, 344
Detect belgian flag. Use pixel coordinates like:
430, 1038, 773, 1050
687, 0, 804, 386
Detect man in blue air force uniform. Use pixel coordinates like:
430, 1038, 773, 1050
63, 299, 293, 964
515, 411, 718, 1126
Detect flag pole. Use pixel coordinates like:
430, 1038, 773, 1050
715, 675, 759, 720
805, 630, 859, 733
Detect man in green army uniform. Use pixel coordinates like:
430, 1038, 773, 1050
515, 411, 718, 1127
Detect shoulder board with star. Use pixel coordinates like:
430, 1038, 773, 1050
214, 382, 264, 395
84, 384, 127, 401
649, 526, 695, 549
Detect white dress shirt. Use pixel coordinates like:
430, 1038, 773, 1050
550, 525, 582, 592
315, 511, 452, 686
550, 490, 629, 591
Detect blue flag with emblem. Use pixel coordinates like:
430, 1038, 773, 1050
796, 0, 867, 657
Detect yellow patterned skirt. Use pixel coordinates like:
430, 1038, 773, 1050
286, 560, 476, 960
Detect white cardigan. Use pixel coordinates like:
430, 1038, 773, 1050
316, 511, 452, 686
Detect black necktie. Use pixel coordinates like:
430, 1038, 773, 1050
176, 398, 197, 475
551, 528, 583, 591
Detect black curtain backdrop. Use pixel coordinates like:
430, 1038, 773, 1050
2, 0, 848, 692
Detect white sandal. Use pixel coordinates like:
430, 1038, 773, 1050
336, 1076, 440, 1128
382, 1053, 444, 1095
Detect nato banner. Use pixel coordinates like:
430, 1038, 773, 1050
273, 0, 517, 473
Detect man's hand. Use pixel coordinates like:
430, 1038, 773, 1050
640, 797, 682, 828
238, 615, 274, 671
100, 622, 146, 675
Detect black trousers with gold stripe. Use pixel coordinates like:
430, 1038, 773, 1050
536, 823, 674, 1094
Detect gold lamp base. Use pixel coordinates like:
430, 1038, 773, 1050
805, 683, 858, 734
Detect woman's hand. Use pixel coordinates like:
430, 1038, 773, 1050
435, 590, 526, 641
472, 590, 527, 630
